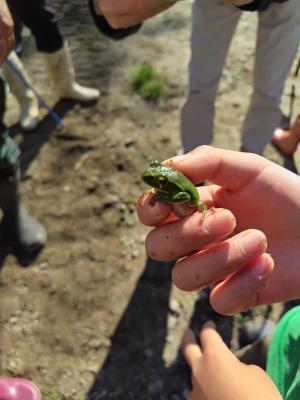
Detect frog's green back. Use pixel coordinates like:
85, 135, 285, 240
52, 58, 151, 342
141, 161, 199, 206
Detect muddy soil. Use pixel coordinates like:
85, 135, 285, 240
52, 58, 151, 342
1, 1, 300, 399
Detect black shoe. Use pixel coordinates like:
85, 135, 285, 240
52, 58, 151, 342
0, 167, 47, 255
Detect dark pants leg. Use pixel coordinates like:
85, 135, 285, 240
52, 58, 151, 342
0, 73, 46, 256
7, 0, 64, 53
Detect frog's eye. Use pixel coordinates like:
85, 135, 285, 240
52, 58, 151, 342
158, 176, 167, 184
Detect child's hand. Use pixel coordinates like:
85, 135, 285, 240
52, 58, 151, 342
137, 146, 300, 314
183, 321, 282, 400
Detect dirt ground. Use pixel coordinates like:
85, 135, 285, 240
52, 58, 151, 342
1, 1, 300, 399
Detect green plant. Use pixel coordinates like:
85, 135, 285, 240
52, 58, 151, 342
131, 63, 167, 103
132, 63, 155, 92
140, 78, 166, 103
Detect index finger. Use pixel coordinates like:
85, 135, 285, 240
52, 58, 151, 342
182, 329, 202, 369
200, 320, 228, 352
137, 186, 215, 227
164, 146, 270, 191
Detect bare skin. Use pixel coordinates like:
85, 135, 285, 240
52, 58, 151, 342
182, 321, 282, 400
92, 0, 177, 28
0, 0, 14, 65
137, 145, 300, 315
92, 0, 254, 28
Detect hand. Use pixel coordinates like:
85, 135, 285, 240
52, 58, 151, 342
182, 321, 282, 400
0, 0, 14, 64
92, 0, 175, 29
137, 146, 300, 314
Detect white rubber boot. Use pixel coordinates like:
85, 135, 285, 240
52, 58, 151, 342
43, 42, 100, 103
3, 52, 39, 131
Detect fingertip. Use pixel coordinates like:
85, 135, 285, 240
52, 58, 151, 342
182, 329, 201, 367
202, 320, 216, 331
203, 208, 236, 236
210, 253, 274, 315
136, 191, 172, 226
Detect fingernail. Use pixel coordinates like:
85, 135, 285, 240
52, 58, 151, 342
204, 209, 235, 234
165, 153, 190, 164
250, 255, 273, 280
202, 320, 216, 330
239, 231, 267, 255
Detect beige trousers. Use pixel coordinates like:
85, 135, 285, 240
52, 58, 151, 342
181, 0, 300, 154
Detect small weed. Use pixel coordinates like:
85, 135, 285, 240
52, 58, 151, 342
140, 78, 166, 103
132, 63, 155, 92
131, 63, 167, 103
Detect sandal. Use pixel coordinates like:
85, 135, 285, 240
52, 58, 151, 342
272, 114, 300, 156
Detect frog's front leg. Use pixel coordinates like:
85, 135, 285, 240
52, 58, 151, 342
150, 191, 190, 205
197, 199, 208, 211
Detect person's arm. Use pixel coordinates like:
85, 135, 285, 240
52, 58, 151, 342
137, 146, 300, 315
0, 0, 14, 65
92, 0, 288, 31
182, 321, 282, 400
92, 0, 176, 29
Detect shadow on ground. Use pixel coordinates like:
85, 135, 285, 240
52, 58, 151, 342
87, 257, 233, 400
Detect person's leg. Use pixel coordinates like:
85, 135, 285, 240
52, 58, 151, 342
241, 0, 300, 154
0, 73, 46, 254
7, 0, 63, 53
7, 0, 100, 102
181, 0, 241, 153
267, 305, 300, 400
3, 51, 39, 131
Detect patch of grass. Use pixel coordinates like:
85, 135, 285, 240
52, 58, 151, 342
131, 63, 167, 103
140, 79, 166, 103
132, 63, 155, 92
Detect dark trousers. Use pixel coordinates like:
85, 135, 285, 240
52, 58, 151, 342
7, 0, 64, 53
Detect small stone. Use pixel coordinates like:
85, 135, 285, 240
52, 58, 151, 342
126, 219, 135, 227
124, 138, 136, 148
39, 262, 49, 269
169, 299, 181, 315
138, 234, 147, 244
131, 250, 139, 259
63, 185, 71, 193
9, 317, 18, 325
118, 204, 127, 213
168, 315, 178, 330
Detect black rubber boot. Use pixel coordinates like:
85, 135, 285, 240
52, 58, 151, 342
0, 167, 47, 254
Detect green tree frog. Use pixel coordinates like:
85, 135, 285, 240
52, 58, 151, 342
141, 161, 207, 214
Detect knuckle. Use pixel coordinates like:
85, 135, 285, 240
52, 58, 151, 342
190, 144, 213, 157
